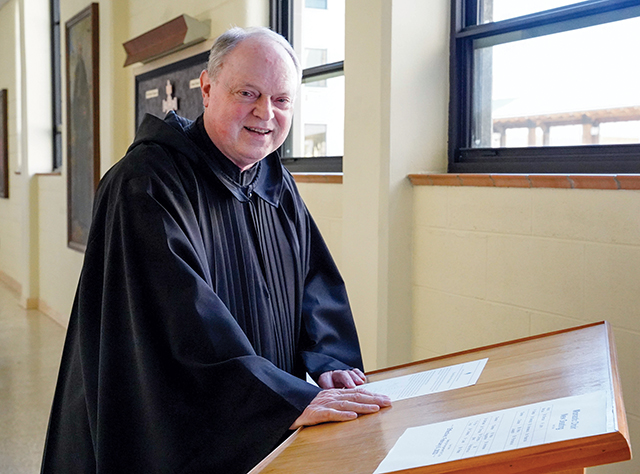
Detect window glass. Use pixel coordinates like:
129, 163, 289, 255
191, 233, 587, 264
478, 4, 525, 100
284, 74, 345, 158
472, 15, 640, 149
304, 48, 328, 70
305, 0, 327, 9
295, 0, 344, 66
480, 0, 585, 23
282, 0, 345, 159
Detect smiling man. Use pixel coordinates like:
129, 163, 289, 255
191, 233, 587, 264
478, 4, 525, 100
41, 27, 389, 474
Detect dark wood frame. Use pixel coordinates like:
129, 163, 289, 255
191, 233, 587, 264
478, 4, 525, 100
449, 0, 640, 173
0, 89, 8, 198
66, 3, 99, 252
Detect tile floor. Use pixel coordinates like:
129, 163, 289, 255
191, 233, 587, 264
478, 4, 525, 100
0, 283, 65, 473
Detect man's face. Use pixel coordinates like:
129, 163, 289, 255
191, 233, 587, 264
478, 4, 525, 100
200, 37, 299, 170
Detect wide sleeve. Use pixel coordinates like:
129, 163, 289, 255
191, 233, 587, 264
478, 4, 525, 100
42, 152, 320, 474
298, 211, 365, 380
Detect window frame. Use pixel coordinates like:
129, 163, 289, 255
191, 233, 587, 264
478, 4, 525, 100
271, 0, 344, 172
449, 0, 640, 174
51, 0, 62, 171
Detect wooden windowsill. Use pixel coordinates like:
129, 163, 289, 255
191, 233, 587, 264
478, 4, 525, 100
292, 173, 640, 190
35, 171, 62, 177
292, 173, 343, 184
408, 173, 640, 190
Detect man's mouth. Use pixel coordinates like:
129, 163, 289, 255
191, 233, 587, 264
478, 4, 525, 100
245, 126, 271, 135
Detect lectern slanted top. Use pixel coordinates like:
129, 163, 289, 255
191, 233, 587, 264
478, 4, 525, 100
250, 321, 631, 474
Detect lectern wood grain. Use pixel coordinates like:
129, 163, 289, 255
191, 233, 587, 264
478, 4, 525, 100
250, 322, 631, 474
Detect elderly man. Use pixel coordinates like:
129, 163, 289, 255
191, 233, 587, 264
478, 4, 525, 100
42, 26, 389, 473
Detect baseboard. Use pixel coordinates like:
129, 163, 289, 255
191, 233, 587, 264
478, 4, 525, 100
37, 298, 68, 328
0, 271, 68, 328
0, 270, 22, 296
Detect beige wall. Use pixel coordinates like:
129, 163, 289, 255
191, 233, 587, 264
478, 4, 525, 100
0, 0, 22, 290
297, 179, 640, 474
0, 0, 269, 326
411, 185, 640, 474
295, 182, 344, 270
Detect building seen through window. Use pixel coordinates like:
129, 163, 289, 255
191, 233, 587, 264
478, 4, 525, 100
276, 0, 344, 171
476, 4, 640, 149
304, 124, 327, 156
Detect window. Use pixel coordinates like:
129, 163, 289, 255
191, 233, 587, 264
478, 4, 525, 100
51, 0, 62, 171
450, 0, 640, 173
271, 0, 345, 172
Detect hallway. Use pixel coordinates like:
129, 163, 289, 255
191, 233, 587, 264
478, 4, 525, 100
0, 283, 65, 473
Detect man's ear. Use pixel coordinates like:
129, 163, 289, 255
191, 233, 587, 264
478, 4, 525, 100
200, 70, 211, 107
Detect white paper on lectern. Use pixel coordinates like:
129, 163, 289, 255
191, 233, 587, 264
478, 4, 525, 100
373, 391, 610, 474
365, 358, 488, 402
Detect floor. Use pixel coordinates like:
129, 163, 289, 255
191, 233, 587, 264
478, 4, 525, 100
0, 283, 66, 474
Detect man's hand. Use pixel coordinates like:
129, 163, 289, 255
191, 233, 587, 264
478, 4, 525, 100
290, 387, 391, 430
317, 368, 366, 389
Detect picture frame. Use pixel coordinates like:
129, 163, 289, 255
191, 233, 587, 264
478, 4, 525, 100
0, 89, 7, 199
135, 51, 208, 131
66, 3, 100, 251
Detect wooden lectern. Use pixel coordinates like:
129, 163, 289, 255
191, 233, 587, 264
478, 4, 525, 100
250, 321, 631, 474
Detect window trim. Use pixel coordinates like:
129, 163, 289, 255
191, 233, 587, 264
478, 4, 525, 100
449, 0, 640, 174
271, 0, 344, 172
51, 0, 62, 171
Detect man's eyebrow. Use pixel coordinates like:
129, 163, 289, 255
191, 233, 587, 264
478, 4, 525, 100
237, 81, 294, 97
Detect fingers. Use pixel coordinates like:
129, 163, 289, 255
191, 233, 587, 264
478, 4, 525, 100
290, 388, 392, 429
317, 369, 367, 389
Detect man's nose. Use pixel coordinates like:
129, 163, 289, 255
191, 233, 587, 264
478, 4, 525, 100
253, 96, 274, 121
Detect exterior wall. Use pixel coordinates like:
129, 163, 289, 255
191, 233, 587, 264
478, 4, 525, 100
412, 184, 640, 474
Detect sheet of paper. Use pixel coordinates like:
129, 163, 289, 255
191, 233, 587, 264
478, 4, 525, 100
373, 391, 610, 474
365, 358, 488, 402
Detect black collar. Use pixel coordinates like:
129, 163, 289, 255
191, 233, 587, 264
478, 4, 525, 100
182, 114, 284, 206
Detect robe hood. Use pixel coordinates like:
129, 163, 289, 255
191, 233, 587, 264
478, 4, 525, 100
130, 111, 284, 207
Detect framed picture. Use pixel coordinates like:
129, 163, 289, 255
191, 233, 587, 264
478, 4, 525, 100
66, 3, 99, 252
0, 89, 7, 199
135, 51, 208, 131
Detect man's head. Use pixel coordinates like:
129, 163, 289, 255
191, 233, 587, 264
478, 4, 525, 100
200, 27, 301, 171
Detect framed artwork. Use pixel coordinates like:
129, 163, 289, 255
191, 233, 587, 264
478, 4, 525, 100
135, 51, 208, 131
66, 3, 99, 252
0, 89, 7, 199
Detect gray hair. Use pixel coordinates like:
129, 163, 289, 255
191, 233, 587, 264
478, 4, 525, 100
206, 26, 301, 83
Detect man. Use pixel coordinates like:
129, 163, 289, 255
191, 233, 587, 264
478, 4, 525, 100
42, 26, 390, 473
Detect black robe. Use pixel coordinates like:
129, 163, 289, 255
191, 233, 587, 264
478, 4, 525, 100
41, 112, 363, 474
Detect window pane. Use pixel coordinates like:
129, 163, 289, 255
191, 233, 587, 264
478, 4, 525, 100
304, 48, 327, 70
479, 0, 585, 23
284, 0, 345, 159
283, 75, 344, 157
472, 15, 640, 148
293, 0, 344, 69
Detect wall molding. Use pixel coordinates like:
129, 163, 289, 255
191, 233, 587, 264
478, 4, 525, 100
409, 173, 640, 190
